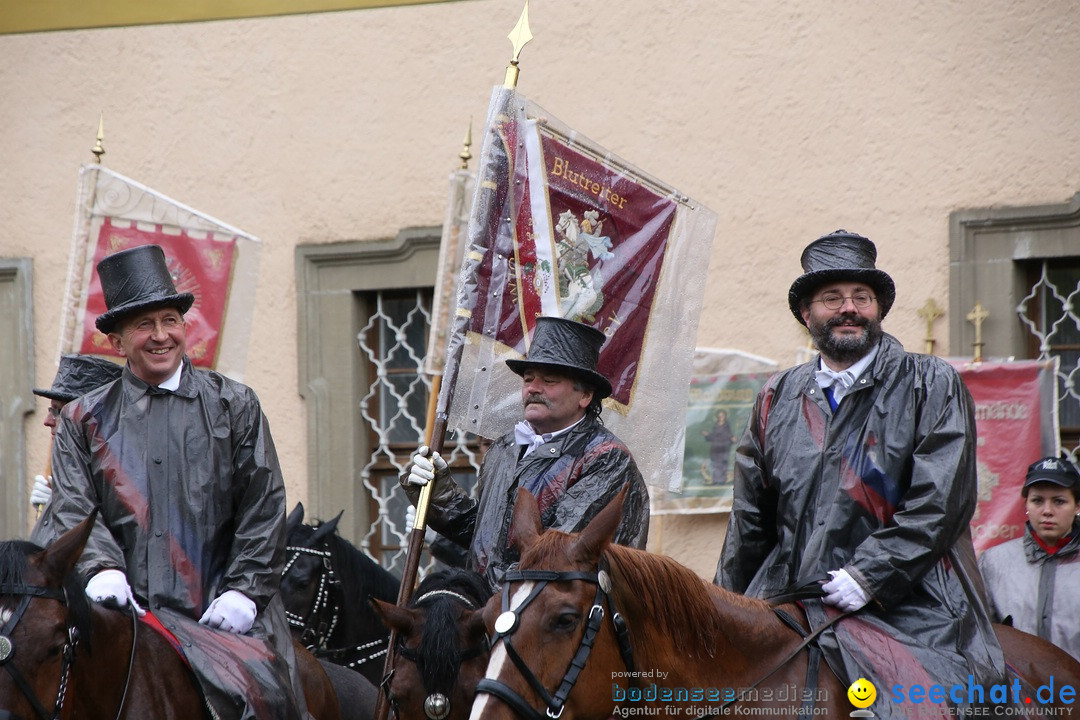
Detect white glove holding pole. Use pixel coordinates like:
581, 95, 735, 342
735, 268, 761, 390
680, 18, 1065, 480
85, 569, 146, 616
822, 569, 870, 612
199, 590, 257, 634
405, 445, 447, 487
405, 504, 437, 543
31, 474, 52, 506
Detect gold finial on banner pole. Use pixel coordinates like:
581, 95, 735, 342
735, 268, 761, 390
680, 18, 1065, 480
91, 112, 105, 163
966, 302, 989, 362
504, 0, 533, 89
458, 120, 473, 170
917, 298, 944, 355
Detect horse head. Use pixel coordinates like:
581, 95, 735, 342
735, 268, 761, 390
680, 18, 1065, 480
0, 513, 96, 720
373, 569, 491, 720
469, 488, 630, 720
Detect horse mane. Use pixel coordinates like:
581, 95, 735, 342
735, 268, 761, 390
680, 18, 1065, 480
409, 569, 492, 695
0, 540, 93, 653
521, 533, 771, 661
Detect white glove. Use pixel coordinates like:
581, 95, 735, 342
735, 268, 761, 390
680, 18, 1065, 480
404, 504, 437, 543
199, 590, 256, 634
405, 445, 447, 487
86, 569, 145, 616
31, 474, 52, 506
822, 569, 870, 612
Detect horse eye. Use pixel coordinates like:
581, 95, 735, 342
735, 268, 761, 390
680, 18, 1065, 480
551, 612, 580, 632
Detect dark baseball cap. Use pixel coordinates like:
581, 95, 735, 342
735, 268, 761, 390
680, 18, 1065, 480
1023, 456, 1080, 491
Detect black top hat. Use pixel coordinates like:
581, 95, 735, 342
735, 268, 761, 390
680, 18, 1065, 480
505, 316, 612, 400
787, 230, 896, 326
94, 244, 195, 333
33, 354, 123, 402
1023, 456, 1080, 491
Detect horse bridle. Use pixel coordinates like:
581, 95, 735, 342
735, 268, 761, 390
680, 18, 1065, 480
388, 589, 488, 720
283, 543, 388, 672
475, 560, 636, 720
0, 582, 138, 720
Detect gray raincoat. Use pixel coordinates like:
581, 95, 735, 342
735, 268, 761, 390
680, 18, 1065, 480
404, 416, 649, 589
716, 334, 1006, 713
34, 358, 306, 720
978, 521, 1080, 660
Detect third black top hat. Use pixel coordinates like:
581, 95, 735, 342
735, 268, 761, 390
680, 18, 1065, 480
505, 316, 613, 400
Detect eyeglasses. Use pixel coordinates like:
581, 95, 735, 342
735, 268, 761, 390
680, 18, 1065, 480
129, 314, 184, 335
809, 292, 876, 311
47, 405, 64, 419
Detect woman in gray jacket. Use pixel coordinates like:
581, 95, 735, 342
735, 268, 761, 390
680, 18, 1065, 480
979, 455, 1080, 660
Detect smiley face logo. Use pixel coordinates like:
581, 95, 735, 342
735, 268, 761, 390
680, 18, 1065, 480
847, 678, 877, 709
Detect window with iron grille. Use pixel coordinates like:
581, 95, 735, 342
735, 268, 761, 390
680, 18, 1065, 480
356, 288, 482, 577
1020, 260, 1080, 459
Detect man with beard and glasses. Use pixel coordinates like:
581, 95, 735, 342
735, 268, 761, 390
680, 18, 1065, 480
401, 316, 649, 590
715, 230, 1007, 718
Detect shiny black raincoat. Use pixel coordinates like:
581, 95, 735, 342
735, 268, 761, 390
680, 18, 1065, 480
34, 359, 306, 720
404, 416, 650, 590
716, 334, 1006, 715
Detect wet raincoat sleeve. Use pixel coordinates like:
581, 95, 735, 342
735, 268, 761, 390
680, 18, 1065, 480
715, 380, 781, 592
222, 389, 287, 610
842, 359, 977, 608
45, 409, 128, 576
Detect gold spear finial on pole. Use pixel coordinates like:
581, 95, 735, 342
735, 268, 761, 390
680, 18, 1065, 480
458, 119, 473, 170
917, 297, 944, 355
91, 112, 105, 163
504, 0, 533, 89
966, 301, 989, 362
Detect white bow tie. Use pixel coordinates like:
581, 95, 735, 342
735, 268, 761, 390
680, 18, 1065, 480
814, 368, 856, 391
514, 421, 551, 458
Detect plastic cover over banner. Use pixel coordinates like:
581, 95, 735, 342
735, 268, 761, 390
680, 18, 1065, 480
443, 86, 717, 490
58, 165, 261, 380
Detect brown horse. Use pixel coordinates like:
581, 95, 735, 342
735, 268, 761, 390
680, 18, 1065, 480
470, 488, 1080, 720
0, 514, 341, 720
373, 568, 491, 720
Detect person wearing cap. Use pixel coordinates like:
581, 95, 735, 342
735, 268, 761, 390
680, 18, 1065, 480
28, 353, 123, 514
38, 244, 308, 720
401, 316, 650, 590
716, 230, 1006, 711
978, 456, 1080, 660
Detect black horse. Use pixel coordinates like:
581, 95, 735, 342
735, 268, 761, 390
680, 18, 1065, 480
373, 568, 492, 720
283, 503, 401, 687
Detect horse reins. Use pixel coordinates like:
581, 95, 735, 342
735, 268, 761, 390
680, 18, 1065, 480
283, 542, 388, 672
476, 560, 636, 720
0, 581, 137, 720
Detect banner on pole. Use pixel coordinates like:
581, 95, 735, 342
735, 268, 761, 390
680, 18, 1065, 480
58, 166, 260, 379
951, 358, 1060, 554
444, 87, 717, 490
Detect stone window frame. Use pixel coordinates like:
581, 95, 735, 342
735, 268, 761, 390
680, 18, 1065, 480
295, 228, 440, 544
1, 258, 35, 537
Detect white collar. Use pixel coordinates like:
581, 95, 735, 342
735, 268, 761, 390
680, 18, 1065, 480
157, 362, 184, 392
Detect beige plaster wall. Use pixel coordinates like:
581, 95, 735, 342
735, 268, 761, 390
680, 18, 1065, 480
3, 0, 1079, 578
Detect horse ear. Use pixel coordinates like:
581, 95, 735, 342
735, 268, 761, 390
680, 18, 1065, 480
40, 510, 99, 582
463, 607, 488, 644
568, 486, 626, 565
371, 598, 417, 636
286, 503, 305, 534
509, 488, 543, 553
311, 510, 343, 544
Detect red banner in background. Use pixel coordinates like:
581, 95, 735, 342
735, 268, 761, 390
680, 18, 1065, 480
78, 218, 236, 367
953, 359, 1059, 554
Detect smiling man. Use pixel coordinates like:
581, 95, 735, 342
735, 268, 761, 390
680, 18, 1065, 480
715, 230, 1007, 717
401, 316, 650, 590
37, 244, 309, 720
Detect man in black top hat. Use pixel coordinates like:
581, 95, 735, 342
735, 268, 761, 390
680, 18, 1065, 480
715, 230, 1006, 716
38, 244, 308, 720
401, 316, 650, 590
28, 353, 122, 513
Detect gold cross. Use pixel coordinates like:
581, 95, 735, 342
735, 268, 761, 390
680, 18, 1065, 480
917, 298, 944, 355
966, 302, 990, 362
